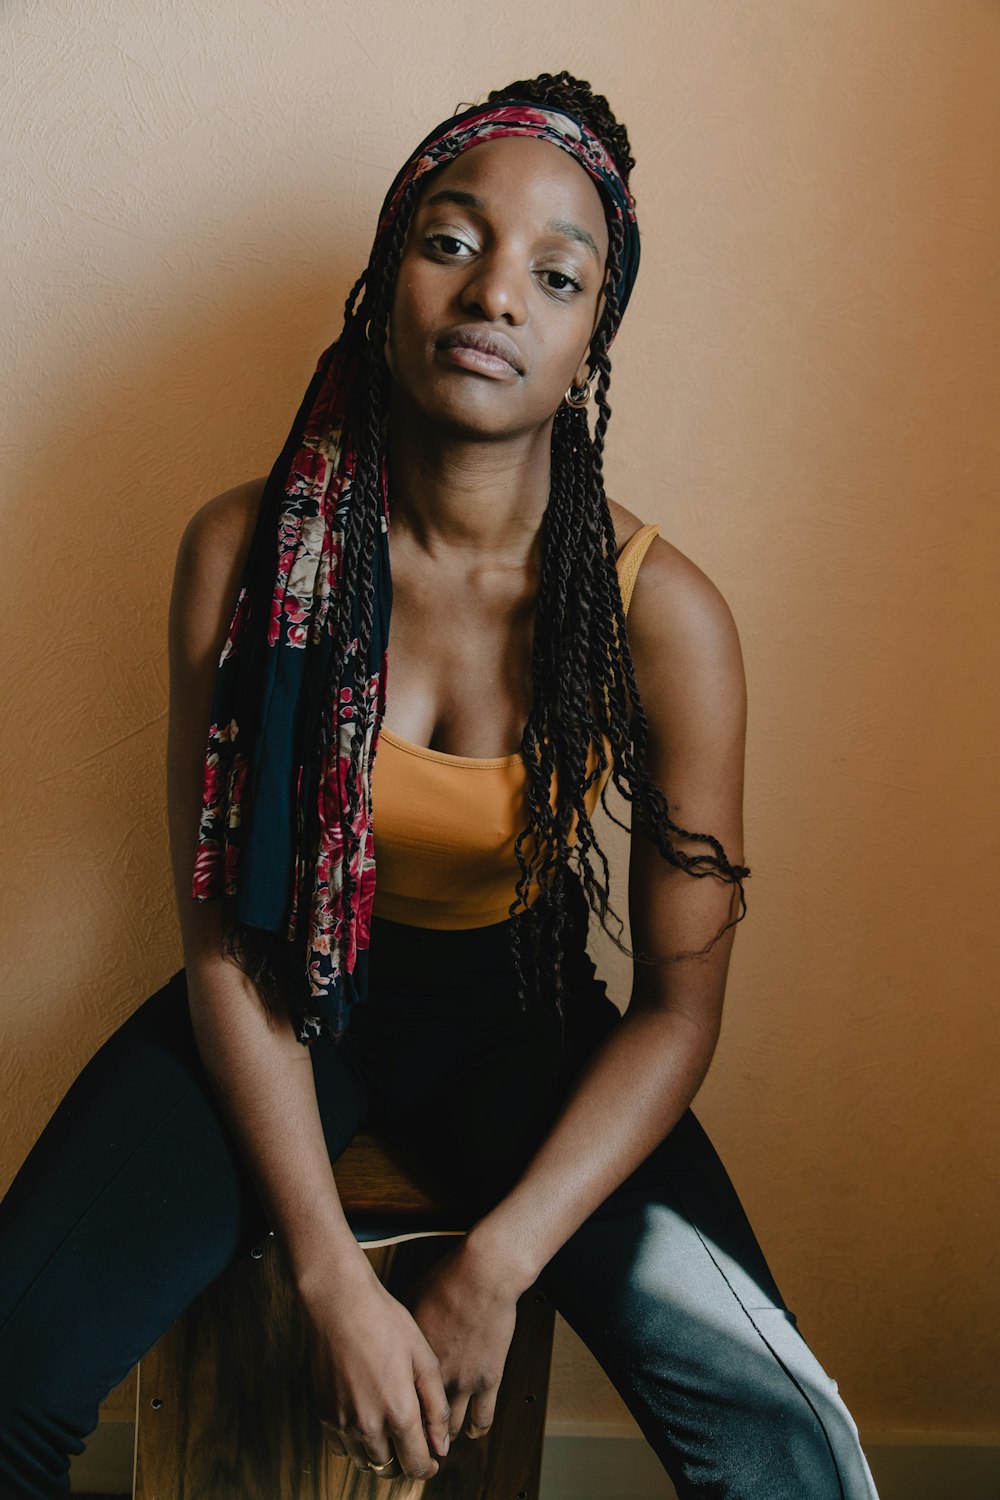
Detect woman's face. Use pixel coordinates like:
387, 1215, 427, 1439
385, 135, 610, 440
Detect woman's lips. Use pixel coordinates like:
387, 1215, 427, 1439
435, 331, 523, 379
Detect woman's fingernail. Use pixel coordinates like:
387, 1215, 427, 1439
441, 1434, 450, 1454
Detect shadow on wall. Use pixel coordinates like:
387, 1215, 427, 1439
2, 228, 358, 1186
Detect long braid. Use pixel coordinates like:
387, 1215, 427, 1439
493, 75, 748, 1027
321, 185, 421, 930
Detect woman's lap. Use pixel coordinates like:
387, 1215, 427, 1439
358, 974, 879, 1499
0, 909, 878, 1497
343, 913, 879, 1498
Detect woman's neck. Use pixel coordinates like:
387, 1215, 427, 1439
386, 398, 554, 564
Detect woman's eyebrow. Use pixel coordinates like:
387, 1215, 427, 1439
545, 218, 600, 263
423, 188, 485, 210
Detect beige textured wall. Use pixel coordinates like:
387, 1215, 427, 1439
3, 0, 997, 1441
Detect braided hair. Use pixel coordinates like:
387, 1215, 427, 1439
490, 75, 747, 1036
228, 71, 748, 1038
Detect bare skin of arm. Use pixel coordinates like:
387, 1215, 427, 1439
399, 536, 748, 1445
167, 479, 450, 1480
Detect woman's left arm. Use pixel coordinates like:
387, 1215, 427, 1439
405, 538, 748, 1441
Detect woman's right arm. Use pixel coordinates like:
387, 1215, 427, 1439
166, 480, 449, 1480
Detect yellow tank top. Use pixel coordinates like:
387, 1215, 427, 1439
371, 523, 661, 928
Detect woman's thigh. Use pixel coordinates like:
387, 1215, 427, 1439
0, 969, 367, 1499
381, 990, 879, 1499
538, 1107, 880, 1499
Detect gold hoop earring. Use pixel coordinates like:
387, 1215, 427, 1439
564, 379, 592, 409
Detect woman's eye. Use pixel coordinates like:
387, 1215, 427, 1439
426, 233, 472, 258
541, 269, 583, 294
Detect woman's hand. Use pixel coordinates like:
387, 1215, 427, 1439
399, 1238, 521, 1446
298, 1254, 452, 1481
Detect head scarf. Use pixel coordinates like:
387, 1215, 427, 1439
192, 99, 640, 1044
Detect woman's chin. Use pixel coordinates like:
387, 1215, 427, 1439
403, 385, 551, 445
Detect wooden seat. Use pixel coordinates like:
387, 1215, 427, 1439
133, 1130, 556, 1498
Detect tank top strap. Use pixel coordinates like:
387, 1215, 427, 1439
617, 523, 661, 614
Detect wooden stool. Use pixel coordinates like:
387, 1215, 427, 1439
133, 1131, 556, 1498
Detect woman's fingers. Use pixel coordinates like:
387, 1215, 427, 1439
318, 1418, 348, 1458
464, 1384, 499, 1440
319, 1415, 431, 1481
352, 1437, 401, 1479
445, 1381, 499, 1443
387, 1408, 440, 1480
413, 1353, 453, 1459
322, 1426, 407, 1480
303, 1262, 456, 1480
319, 1418, 365, 1468
400, 1238, 519, 1452
446, 1388, 469, 1443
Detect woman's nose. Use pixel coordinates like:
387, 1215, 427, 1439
459, 252, 528, 324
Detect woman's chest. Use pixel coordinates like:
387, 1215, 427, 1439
384, 558, 535, 758
382, 503, 642, 760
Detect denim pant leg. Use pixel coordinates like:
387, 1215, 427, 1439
0, 969, 368, 1500
386, 983, 879, 1500
520, 999, 881, 1500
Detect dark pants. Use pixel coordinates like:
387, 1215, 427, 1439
0, 886, 879, 1498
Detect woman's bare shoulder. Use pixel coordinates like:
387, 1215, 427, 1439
170, 477, 267, 661
179, 475, 268, 571
612, 502, 743, 708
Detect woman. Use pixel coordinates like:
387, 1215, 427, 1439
0, 72, 880, 1498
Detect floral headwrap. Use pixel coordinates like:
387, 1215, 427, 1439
192, 100, 640, 1044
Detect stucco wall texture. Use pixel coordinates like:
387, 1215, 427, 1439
2, 0, 997, 1442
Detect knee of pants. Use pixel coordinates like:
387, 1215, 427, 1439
693, 1310, 870, 1498
780, 1381, 871, 1499
0, 1356, 86, 1499
0, 1293, 118, 1498
579, 1272, 870, 1499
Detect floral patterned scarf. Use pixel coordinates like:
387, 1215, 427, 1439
192, 100, 640, 1044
